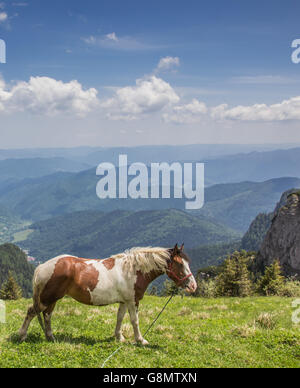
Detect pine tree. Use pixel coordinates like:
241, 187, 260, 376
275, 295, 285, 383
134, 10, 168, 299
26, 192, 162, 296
216, 251, 252, 297
257, 260, 284, 296
0, 271, 22, 300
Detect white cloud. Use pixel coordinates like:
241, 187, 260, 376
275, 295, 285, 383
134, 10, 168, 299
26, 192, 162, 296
0, 11, 7, 22
163, 99, 207, 123
155, 56, 180, 73
106, 32, 118, 42
211, 97, 300, 121
83, 33, 159, 51
165, 95, 300, 124
101, 75, 180, 120
0, 77, 99, 117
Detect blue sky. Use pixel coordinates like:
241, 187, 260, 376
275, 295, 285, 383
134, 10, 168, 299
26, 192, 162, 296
0, 0, 300, 148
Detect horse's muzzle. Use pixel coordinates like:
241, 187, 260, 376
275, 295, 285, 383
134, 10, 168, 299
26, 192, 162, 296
185, 279, 197, 294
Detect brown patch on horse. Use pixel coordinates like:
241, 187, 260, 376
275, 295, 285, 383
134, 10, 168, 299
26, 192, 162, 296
102, 257, 115, 270
173, 255, 183, 264
40, 257, 99, 306
134, 270, 161, 307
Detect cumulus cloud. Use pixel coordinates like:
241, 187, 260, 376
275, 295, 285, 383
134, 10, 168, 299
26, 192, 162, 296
155, 56, 180, 73
0, 77, 99, 116
211, 97, 300, 121
163, 95, 300, 124
163, 99, 207, 123
101, 75, 180, 120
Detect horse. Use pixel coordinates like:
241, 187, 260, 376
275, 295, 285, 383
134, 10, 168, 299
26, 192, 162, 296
19, 244, 197, 345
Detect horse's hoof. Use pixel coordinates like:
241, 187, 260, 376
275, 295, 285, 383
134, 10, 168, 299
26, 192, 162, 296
137, 338, 149, 346
19, 335, 27, 342
46, 335, 55, 342
19, 330, 27, 342
116, 336, 126, 343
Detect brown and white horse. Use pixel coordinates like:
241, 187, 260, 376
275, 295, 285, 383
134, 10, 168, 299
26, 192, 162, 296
19, 244, 197, 345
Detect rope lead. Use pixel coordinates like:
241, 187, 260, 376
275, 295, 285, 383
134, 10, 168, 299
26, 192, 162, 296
101, 293, 175, 368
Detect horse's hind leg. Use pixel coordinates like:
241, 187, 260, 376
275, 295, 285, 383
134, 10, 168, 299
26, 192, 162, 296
115, 303, 127, 342
43, 303, 56, 342
19, 305, 37, 342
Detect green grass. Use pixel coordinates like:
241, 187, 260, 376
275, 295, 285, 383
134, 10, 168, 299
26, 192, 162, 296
0, 218, 31, 245
0, 296, 299, 368
13, 229, 33, 243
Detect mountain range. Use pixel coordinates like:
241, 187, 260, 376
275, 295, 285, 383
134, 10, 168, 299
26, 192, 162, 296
0, 166, 298, 232
20, 209, 239, 262
1, 146, 300, 186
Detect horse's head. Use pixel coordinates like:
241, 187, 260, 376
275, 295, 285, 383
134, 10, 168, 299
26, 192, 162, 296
166, 244, 197, 293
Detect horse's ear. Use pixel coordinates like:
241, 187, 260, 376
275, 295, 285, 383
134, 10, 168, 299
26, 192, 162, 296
173, 243, 179, 253
180, 243, 184, 252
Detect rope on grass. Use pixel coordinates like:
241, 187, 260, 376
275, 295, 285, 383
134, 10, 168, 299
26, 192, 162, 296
101, 293, 175, 368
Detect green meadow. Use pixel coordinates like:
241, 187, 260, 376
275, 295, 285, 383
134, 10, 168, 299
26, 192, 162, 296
0, 296, 299, 368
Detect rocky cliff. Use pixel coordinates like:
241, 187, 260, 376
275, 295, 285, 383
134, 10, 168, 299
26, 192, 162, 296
256, 191, 300, 277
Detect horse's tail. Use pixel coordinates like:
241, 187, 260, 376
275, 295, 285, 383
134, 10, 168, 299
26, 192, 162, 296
32, 266, 46, 335
36, 312, 45, 334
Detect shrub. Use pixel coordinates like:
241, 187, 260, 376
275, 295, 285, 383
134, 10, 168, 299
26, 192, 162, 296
277, 280, 300, 297
256, 260, 285, 296
195, 278, 217, 298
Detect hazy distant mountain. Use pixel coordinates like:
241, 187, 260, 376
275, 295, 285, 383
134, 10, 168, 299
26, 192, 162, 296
0, 147, 96, 161
81, 144, 289, 166
1, 146, 300, 186
204, 147, 300, 184
199, 177, 300, 231
20, 209, 239, 262
0, 157, 90, 185
0, 144, 296, 165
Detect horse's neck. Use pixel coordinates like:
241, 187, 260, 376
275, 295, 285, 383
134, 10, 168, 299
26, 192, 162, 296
134, 269, 164, 300
142, 269, 164, 284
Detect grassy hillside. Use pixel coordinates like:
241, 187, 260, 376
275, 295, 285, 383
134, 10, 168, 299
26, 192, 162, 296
0, 244, 34, 297
20, 209, 239, 262
0, 296, 299, 368
0, 207, 31, 245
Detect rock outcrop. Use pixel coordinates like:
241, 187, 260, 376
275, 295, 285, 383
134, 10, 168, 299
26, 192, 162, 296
256, 191, 300, 277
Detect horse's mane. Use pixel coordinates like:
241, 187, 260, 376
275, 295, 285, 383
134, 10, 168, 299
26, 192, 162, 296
111, 247, 171, 274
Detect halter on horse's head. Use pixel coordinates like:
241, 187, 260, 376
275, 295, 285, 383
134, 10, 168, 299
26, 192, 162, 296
166, 244, 197, 293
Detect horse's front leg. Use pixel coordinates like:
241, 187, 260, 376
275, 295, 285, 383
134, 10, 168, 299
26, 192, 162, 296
115, 303, 127, 342
127, 302, 149, 346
